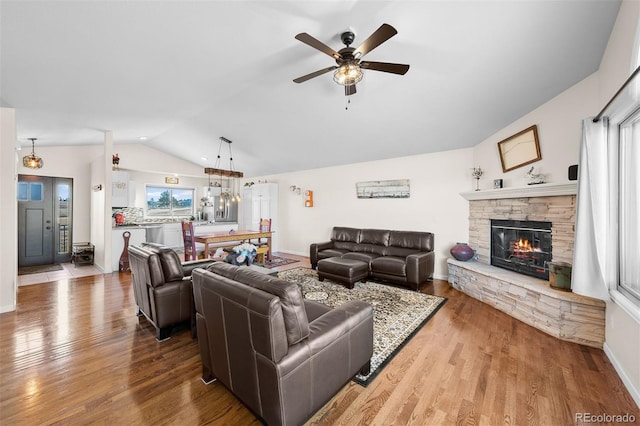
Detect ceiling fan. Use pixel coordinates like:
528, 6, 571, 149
293, 23, 410, 96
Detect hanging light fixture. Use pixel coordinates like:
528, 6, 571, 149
227, 139, 241, 203
204, 137, 243, 204
333, 62, 363, 86
23, 138, 44, 169
205, 169, 213, 204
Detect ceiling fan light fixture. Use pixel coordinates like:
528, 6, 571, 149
294, 23, 408, 96
333, 63, 363, 86
23, 138, 43, 169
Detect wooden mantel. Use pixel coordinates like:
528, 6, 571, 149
460, 182, 577, 201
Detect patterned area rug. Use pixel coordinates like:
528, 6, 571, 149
18, 264, 64, 276
277, 267, 446, 386
262, 255, 299, 269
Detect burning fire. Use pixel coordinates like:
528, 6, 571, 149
512, 238, 542, 253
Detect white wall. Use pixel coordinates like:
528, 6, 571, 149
0, 108, 18, 313
245, 148, 473, 279
90, 154, 107, 271
112, 143, 206, 177
599, 0, 640, 408
598, 0, 639, 105
473, 73, 599, 188
16, 144, 103, 243
470, 0, 640, 407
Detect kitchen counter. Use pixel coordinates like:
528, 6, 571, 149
115, 220, 238, 226
194, 222, 239, 233
170, 220, 238, 226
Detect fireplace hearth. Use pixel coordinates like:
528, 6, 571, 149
450, 189, 602, 347
490, 219, 552, 280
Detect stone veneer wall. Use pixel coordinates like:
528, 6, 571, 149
468, 195, 576, 265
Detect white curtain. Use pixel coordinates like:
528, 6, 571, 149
571, 118, 611, 301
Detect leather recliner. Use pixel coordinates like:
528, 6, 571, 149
192, 262, 374, 426
128, 243, 214, 341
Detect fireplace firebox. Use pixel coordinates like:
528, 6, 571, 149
490, 219, 552, 280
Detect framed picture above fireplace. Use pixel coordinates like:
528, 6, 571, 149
497, 125, 542, 172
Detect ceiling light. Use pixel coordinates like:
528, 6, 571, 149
139, 136, 148, 141
23, 138, 43, 169
333, 63, 363, 86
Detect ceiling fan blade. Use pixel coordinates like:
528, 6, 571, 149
360, 61, 410, 75
353, 23, 397, 58
295, 33, 341, 59
345, 85, 356, 96
293, 66, 338, 83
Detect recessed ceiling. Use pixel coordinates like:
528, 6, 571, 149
0, 1, 621, 176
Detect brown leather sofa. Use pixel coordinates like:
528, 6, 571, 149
128, 243, 214, 341
310, 226, 435, 290
192, 262, 373, 426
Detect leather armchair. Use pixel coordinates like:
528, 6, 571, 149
192, 262, 373, 426
128, 243, 214, 341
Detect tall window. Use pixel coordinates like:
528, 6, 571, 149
618, 106, 640, 304
614, 28, 640, 307
146, 186, 194, 217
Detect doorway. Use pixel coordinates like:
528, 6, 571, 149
17, 175, 73, 267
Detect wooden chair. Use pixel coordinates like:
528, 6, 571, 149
255, 218, 272, 262
181, 221, 203, 261
259, 218, 271, 234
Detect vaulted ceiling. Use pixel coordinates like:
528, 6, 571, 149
1, 1, 621, 177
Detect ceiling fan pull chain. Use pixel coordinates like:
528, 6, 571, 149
345, 98, 351, 110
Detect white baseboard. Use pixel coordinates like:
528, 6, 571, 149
277, 249, 308, 257
603, 342, 640, 409
0, 303, 16, 313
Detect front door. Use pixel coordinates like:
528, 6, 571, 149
18, 175, 73, 266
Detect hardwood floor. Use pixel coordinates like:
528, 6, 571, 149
17, 261, 103, 286
1, 254, 637, 425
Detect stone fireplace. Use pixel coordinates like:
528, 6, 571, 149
447, 183, 605, 348
468, 191, 576, 266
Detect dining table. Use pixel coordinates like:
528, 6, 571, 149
194, 229, 273, 260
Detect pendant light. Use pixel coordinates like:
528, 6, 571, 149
204, 137, 244, 204
23, 138, 43, 169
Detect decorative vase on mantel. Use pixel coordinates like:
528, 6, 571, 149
450, 242, 475, 261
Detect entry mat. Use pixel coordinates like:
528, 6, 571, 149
18, 264, 64, 276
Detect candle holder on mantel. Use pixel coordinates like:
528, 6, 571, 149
471, 167, 484, 191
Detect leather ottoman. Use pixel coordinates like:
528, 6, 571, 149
317, 257, 369, 289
